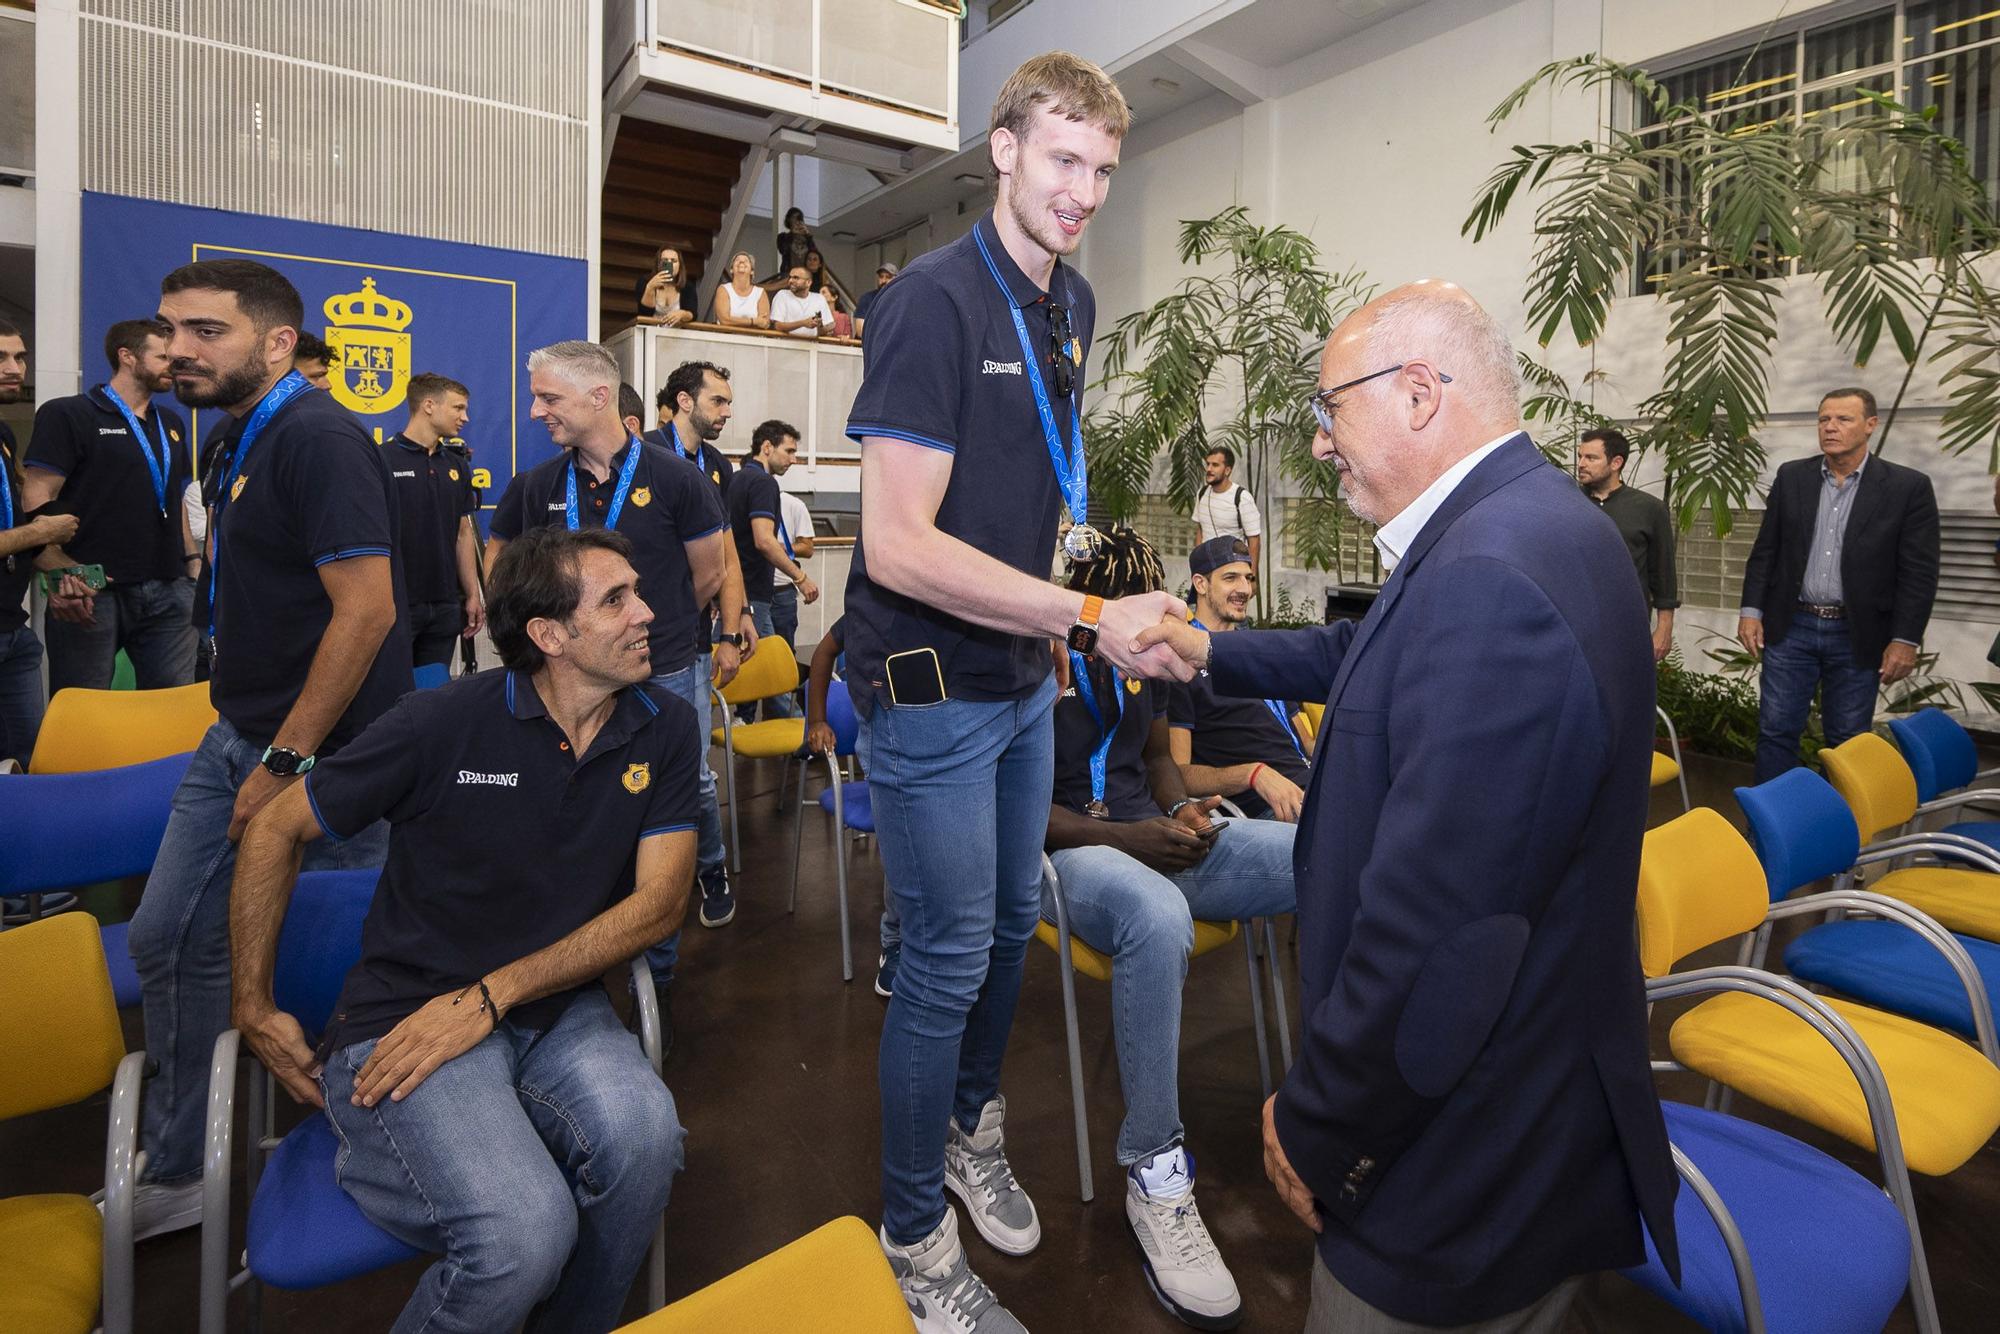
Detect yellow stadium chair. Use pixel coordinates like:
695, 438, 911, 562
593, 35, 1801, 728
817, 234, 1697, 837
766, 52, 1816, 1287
616, 1216, 909, 1333
1037, 805, 1293, 1204
1821, 733, 2000, 943
1298, 700, 1324, 745
0, 913, 145, 1334
30, 682, 215, 774
709, 636, 806, 871
1651, 706, 1690, 813
1639, 807, 2000, 1334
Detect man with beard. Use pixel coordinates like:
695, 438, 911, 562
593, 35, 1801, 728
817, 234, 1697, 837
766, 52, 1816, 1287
729, 419, 816, 720
21, 319, 199, 690
1168, 536, 1312, 822
125, 259, 411, 1241
0, 320, 80, 766
846, 52, 1189, 1331
771, 265, 833, 338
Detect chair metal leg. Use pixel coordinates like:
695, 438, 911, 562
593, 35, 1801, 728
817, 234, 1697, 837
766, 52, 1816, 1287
1243, 927, 1274, 1102
1055, 926, 1093, 1203
831, 757, 853, 981
101, 1050, 146, 1334
200, 1030, 241, 1334
1263, 918, 1293, 1072
625, 958, 669, 1314
712, 688, 741, 872
787, 756, 809, 914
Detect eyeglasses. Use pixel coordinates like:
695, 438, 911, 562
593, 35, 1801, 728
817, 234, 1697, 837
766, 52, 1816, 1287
1307, 362, 1452, 435
1047, 301, 1075, 399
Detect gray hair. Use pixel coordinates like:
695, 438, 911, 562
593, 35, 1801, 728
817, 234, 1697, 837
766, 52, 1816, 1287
1365, 287, 1521, 426
526, 340, 619, 393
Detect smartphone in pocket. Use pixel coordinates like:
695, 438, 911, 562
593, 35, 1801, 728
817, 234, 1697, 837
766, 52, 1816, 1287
885, 647, 947, 707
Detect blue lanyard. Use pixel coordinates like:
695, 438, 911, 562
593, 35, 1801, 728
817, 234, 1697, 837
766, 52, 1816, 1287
665, 421, 699, 467
210, 370, 311, 639
1190, 618, 1306, 761
971, 224, 1086, 529
566, 437, 642, 532
777, 509, 795, 561
1069, 649, 1123, 809
101, 384, 173, 516
0, 440, 13, 532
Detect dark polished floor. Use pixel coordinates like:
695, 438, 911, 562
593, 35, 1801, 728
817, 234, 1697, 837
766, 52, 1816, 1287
8, 749, 1999, 1332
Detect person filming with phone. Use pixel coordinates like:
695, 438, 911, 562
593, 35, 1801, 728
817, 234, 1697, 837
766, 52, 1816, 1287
640, 246, 694, 327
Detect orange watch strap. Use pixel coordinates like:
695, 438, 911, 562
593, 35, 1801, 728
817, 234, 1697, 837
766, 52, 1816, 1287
1079, 594, 1104, 627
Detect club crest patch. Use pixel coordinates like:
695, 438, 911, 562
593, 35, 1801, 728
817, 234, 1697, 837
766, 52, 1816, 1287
621, 762, 651, 794
1125, 676, 1142, 694
448, 468, 460, 481
631, 487, 652, 508
231, 474, 248, 501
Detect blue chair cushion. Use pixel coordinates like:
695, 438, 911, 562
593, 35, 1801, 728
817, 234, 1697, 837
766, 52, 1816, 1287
1621, 1102, 1908, 1334
1734, 769, 1863, 899
1888, 709, 1978, 802
412, 663, 450, 691
0, 752, 194, 895
817, 781, 872, 833
1939, 819, 2000, 864
1784, 919, 2000, 1041
99, 920, 141, 1008
246, 1116, 423, 1289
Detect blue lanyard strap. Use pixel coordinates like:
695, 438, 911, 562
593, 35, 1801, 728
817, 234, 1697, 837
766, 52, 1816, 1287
971, 224, 1086, 528
210, 370, 312, 640
566, 437, 642, 532
101, 384, 172, 515
1189, 617, 1306, 762
0, 441, 13, 531
665, 421, 699, 466
1069, 649, 1123, 807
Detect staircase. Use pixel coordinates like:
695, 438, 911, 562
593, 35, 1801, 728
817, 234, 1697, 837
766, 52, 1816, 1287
600, 121, 754, 336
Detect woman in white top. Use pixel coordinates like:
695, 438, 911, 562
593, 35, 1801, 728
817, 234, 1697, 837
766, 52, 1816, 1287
641, 246, 694, 327
711, 251, 772, 329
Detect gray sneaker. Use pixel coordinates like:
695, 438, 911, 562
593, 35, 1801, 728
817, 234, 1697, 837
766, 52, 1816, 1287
880, 1208, 1027, 1334
943, 1095, 1041, 1256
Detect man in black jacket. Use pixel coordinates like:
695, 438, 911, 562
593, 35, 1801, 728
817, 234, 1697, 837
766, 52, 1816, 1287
1738, 387, 1939, 782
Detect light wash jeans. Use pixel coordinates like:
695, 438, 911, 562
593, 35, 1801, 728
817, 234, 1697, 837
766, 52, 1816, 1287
644, 654, 727, 982
321, 989, 683, 1334
128, 717, 388, 1182
860, 674, 1058, 1243
1047, 817, 1297, 1164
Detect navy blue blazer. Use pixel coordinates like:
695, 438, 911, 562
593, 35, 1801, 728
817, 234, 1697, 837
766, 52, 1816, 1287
1212, 435, 1678, 1324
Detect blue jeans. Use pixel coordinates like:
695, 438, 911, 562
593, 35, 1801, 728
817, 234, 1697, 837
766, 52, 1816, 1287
861, 674, 1058, 1244
45, 577, 198, 691
770, 584, 799, 660
0, 625, 44, 766
321, 989, 683, 1334
644, 655, 727, 982
1755, 611, 1881, 783
742, 600, 800, 719
1047, 819, 1297, 1164
128, 718, 389, 1182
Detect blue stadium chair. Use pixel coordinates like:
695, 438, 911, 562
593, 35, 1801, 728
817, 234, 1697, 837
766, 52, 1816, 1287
1621, 1101, 1910, 1334
0, 752, 195, 1006
1885, 708, 2000, 856
411, 662, 450, 691
786, 678, 862, 980
199, 867, 670, 1332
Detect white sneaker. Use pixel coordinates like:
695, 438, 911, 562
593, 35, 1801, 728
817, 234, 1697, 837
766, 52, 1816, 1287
1127, 1146, 1242, 1330
117, 1178, 204, 1242
943, 1095, 1041, 1256
880, 1208, 1028, 1333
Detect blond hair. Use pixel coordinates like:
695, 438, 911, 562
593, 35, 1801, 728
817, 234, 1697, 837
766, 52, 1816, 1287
989, 52, 1131, 173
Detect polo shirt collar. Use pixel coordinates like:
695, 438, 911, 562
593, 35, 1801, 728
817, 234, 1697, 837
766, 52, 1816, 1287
506, 669, 660, 755
87, 383, 157, 419
974, 211, 1062, 309
568, 438, 635, 475
741, 457, 768, 478
390, 432, 428, 454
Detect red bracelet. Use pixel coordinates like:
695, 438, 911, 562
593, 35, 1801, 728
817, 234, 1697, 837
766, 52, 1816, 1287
1247, 763, 1265, 791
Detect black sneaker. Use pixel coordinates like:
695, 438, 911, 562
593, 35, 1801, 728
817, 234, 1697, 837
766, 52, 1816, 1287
698, 870, 736, 928
875, 942, 901, 999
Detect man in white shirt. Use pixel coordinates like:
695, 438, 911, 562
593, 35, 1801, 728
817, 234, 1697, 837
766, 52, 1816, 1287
771, 267, 833, 339
1191, 445, 1262, 572
773, 487, 814, 652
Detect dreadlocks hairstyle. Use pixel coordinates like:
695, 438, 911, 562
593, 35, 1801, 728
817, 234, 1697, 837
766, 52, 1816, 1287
1065, 525, 1164, 601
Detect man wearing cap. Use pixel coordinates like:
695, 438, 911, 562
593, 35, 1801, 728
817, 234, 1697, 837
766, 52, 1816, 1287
853, 262, 898, 339
1169, 536, 1313, 822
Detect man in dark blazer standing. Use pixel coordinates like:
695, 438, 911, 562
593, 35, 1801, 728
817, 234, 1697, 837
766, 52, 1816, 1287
1738, 388, 1939, 782
1141, 281, 1677, 1332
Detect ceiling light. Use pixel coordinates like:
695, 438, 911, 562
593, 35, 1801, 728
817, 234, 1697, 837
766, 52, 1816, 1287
1151, 77, 1180, 95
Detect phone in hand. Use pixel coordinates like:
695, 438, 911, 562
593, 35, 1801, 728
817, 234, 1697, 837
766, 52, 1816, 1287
43, 563, 106, 593
1197, 818, 1228, 839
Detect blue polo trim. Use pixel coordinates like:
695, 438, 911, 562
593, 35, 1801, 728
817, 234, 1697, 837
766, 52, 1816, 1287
22, 462, 68, 477
1168, 721, 1196, 730
303, 775, 347, 843
685, 522, 725, 541
847, 424, 956, 454
641, 823, 695, 838
506, 670, 516, 713
632, 687, 660, 715
313, 545, 392, 566
750, 510, 777, 521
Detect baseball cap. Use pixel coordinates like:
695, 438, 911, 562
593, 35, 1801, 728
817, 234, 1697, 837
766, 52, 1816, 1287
1189, 535, 1252, 578
877, 262, 900, 277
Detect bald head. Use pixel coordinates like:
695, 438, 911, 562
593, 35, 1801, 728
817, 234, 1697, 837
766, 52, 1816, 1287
1313, 280, 1522, 525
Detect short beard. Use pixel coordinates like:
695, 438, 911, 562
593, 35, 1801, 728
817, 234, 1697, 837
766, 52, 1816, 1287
175, 350, 272, 409
0, 385, 19, 405
690, 408, 724, 441
1006, 184, 1079, 258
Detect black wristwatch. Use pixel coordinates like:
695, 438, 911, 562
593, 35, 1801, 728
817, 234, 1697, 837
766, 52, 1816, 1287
260, 745, 316, 777
1065, 594, 1104, 657
716, 632, 747, 650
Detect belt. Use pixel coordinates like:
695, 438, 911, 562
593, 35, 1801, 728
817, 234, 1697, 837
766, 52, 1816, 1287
1798, 601, 1845, 620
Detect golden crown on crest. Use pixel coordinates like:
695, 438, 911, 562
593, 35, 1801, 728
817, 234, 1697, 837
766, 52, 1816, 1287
323, 277, 413, 331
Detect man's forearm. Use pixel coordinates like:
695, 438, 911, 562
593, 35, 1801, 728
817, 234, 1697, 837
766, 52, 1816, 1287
1182, 760, 1257, 798
271, 587, 396, 755
34, 545, 78, 571
1046, 803, 1120, 852
718, 542, 748, 626
455, 525, 481, 600
486, 875, 687, 1015
755, 531, 805, 583
229, 813, 310, 1017
870, 521, 1083, 640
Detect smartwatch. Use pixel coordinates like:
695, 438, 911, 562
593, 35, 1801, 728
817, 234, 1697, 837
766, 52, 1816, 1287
259, 745, 316, 778
717, 632, 747, 650
1066, 594, 1104, 657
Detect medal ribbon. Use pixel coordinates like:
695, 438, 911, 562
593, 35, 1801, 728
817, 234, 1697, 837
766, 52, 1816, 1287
0, 438, 13, 532
666, 421, 700, 467
566, 437, 642, 532
210, 369, 312, 639
102, 383, 173, 516
1190, 618, 1307, 762
1069, 649, 1123, 811
972, 224, 1086, 530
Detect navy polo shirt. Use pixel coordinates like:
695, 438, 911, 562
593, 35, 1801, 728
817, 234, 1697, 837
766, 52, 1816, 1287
0, 423, 33, 633
843, 209, 1095, 709
729, 457, 786, 603
208, 387, 413, 754
1167, 665, 1311, 789
384, 433, 474, 605
1052, 661, 1163, 823
643, 424, 734, 498
489, 439, 725, 677
24, 387, 191, 584
304, 669, 702, 1051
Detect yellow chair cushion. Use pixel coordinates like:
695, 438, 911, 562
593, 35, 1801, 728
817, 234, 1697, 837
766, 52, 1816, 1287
713, 637, 800, 708
712, 719, 807, 759
1635, 809, 1770, 979
1035, 918, 1239, 984
0, 914, 126, 1120
1649, 752, 1680, 788
1820, 732, 1920, 843
1669, 991, 2000, 1175
1872, 867, 2000, 942
0, 1194, 102, 1334
30, 682, 215, 774
617, 1216, 908, 1333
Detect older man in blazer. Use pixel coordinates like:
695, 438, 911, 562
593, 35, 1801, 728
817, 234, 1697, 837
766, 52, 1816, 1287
1738, 388, 1939, 782
1141, 281, 1677, 1332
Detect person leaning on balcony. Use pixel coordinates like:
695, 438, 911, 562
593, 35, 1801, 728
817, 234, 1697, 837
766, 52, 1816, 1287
1738, 386, 1939, 783
710, 251, 771, 330
639, 246, 694, 327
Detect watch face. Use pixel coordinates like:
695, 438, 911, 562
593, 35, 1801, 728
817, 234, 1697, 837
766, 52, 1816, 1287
1066, 625, 1098, 655
262, 747, 303, 776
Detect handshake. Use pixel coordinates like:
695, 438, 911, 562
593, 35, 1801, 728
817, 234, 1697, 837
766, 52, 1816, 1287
1085, 590, 1212, 683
